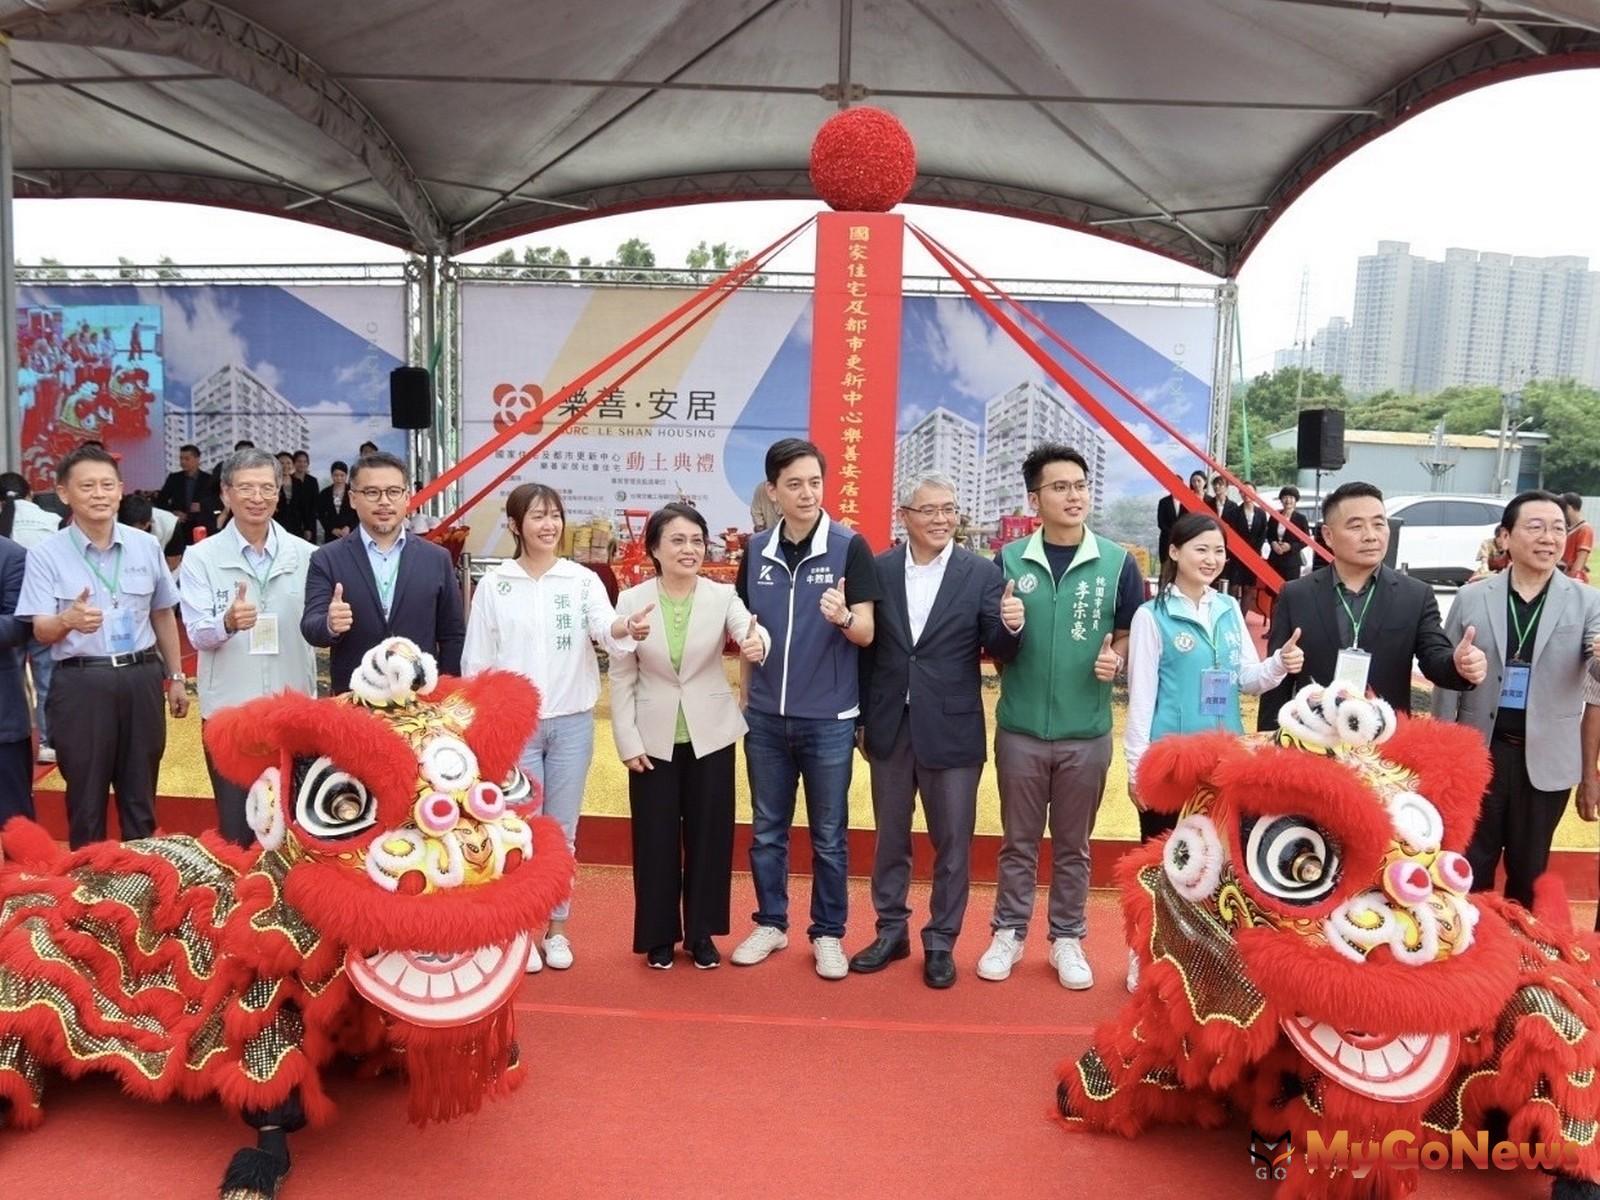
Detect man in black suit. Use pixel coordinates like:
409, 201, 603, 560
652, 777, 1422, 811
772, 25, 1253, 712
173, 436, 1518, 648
848, 473, 1022, 988
1156, 470, 1207, 565
156, 443, 219, 554
300, 451, 464, 693
1258, 480, 1486, 729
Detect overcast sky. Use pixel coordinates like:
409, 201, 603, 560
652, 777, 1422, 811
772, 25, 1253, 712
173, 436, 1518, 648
15, 69, 1600, 381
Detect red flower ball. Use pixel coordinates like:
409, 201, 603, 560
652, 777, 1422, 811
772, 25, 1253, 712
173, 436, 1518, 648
809, 107, 917, 213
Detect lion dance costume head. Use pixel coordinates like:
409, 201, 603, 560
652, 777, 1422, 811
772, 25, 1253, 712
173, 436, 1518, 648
0, 639, 573, 1199
1059, 682, 1600, 1199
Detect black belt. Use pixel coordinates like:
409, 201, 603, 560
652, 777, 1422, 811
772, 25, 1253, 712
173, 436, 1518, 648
1493, 731, 1526, 748
58, 649, 161, 670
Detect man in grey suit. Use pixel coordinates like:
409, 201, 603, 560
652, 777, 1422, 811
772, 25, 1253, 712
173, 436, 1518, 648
849, 473, 1023, 987
1433, 489, 1600, 908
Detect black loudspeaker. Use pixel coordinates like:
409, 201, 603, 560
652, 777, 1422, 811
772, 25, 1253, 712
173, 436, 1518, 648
1296, 407, 1345, 471
390, 366, 433, 429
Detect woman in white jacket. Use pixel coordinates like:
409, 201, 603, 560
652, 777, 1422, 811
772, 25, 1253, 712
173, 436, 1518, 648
462, 482, 645, 972
612, 503, 769, 970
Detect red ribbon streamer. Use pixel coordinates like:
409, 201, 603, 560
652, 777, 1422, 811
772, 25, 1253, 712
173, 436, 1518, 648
910, 225, 1286, 594
411, 216, 816, 516
911, 224, 1329, 567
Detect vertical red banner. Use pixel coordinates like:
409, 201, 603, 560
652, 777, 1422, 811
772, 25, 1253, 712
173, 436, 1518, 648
808, 211, 903, 548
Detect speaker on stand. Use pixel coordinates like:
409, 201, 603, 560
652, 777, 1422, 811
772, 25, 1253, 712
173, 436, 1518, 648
1297, 407, 1346, 525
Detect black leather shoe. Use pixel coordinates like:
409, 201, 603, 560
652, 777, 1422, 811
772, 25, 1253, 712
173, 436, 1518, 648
849, 935, 911, 973
924, 950, 956, 989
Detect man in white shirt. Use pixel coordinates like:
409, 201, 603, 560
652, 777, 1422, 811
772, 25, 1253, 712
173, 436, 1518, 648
177, 449, 317, 846
849, 473, 1023, 988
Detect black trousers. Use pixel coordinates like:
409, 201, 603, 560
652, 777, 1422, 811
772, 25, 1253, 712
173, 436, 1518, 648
0, 738, 35, 826
202, 720, 254, 849
46, 659, 166, 849
1466, 734, 1569, 910
628, 742, 735, 953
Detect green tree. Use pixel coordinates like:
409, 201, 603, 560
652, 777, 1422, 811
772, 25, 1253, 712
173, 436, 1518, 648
1523, 379, 1600, 494
1226, 366, 1345, 482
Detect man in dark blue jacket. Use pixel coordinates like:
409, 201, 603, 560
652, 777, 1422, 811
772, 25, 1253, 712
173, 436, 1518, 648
731, 439, 881, 980
849, 473, 1022, 987
300, 452, 464, 693
0, 535, 33, 822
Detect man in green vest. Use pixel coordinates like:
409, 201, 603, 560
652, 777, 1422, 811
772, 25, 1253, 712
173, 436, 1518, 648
976, 444, 1145, 990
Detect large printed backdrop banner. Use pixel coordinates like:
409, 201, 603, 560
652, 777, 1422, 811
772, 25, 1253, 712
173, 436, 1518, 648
16, 284, 409, 492
458, 283, 1219, 559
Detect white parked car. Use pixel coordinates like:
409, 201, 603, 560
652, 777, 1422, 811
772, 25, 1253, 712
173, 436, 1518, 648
1383, 494, 1503, 587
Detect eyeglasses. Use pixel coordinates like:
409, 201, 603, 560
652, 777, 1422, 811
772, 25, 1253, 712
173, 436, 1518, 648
1519, 521, 1568, 538
353, 486, 409, 502
1034, 480, 1091, 497
228, 483, 280, 499
901, 503, 958, 519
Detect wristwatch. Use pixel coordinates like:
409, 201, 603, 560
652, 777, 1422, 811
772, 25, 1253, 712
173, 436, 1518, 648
168, 673, 186, 684
840, 610, 856, 630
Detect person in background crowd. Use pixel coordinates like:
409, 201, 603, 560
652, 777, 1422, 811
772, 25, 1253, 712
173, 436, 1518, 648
0, 533, 32, 824
850, 472, 1021, 989
1156, 470, 1206, 566
156, 443, 218, 554
317, 461, 355, 542
610, 502, 769, 970
117, 494, 155, 535
178, 449, 317, 847
749, 479, 781, 534
732, 438, 881, 980
1434, 490, 1600, 908
17, 444, 189, 848
1122, 511, 1301, 991
1224, 480, 1269, 613
1562, 492, 1592, 584
128, 319, 143, 362
1577, 674, 1600, 930
301, 451, 464, 694
1259, 480, 1485, 728
1475, 529, 1512, 579
357, 440, 379, 458
978, 443, 1144, 991
1265, 486, 1311, 584
272, 452, 305, 539
462, 482, 641, 973
213, 440, 256, 499
0, 472, 63, 764
290, 451, 320, 544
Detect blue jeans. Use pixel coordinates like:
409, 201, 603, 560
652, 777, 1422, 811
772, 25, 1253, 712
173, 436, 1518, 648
520, 709, 595, 922
744, 708, 854, 940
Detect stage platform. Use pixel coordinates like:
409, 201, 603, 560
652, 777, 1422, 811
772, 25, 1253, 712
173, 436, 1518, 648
3, 868, 1574, 1198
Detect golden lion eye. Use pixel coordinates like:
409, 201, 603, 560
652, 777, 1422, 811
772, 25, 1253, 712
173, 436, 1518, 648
1291, 851, 1323, 884
331, 794, 364, 822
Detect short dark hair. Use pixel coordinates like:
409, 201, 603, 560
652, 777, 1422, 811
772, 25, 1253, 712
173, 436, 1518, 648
765, 438, 824, 484
179, 443, 200, 457
645, 502, 710, 573
1022, 443, 1088, 493
1321, 480, 1384, 523
349, 451, 408, 488
117, 494, 153, 528
1187, 470, 1206, 486
1561, 492, 1583, 512
293, 450, 310, 463
1500, 489, 1566, 533
1211, 474, 1226, 488
234, 439, 255, 451
504, 482, 565, 557
358, 440, 379, 454
57, 442, 120, 484
276, 450, 292, 460
1279, 485, 1300, 502
330, 460, 349, 475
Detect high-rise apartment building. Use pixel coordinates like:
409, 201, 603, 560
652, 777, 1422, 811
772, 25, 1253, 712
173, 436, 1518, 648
1309, 316, 1351, 379
892, 407, 981, 540
189, 363, 308, 468
1346, 241, 1600, 396
980, 381, 1108, 525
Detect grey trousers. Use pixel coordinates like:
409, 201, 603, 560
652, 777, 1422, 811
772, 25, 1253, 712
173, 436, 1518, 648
868, 716, 980, 952
47, 658, 166, 849
991, 727, 1112, 942
202, 719, 254, 850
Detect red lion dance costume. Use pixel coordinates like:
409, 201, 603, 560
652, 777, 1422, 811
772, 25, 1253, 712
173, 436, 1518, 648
1059, 681, 1600, 1198
0, 639, 573, 1199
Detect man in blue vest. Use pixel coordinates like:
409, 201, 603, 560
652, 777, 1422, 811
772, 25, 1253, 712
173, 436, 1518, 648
732, 438, 881, 979
977, 443, 1144, 990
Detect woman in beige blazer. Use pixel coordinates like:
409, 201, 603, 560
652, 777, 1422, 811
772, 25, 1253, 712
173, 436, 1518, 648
612, 503, 769, 970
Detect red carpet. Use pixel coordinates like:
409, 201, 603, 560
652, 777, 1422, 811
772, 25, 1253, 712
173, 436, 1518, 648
0, 868, 1562, 1198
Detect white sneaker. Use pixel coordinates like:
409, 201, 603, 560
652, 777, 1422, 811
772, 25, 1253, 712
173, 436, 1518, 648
1050, 937, 1094, 990
730, 925, 789, 965
524, 939, 543, 974
976, 929, 1024, 981
812, 936, 848, 980
36, 745, 55, 765
1126, 946, 1140, 993
542, 933, 573, 970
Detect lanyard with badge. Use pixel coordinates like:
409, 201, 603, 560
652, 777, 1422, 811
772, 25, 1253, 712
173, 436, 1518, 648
1499, 588, 1546, 712
79, 537, 136, 654
245, 546, 280, 656
1334, 584, 1376, 691
1172, 599, 1235, 721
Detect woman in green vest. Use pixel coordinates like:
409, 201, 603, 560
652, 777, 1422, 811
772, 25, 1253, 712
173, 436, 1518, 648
1121, 511, 1304, 990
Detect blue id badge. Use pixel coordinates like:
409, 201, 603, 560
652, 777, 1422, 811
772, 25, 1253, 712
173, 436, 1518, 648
1499, 663, 1530, 711
1200, 669, 1233, 717
107, 605, 137, 655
